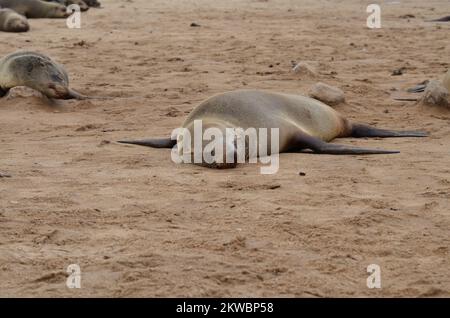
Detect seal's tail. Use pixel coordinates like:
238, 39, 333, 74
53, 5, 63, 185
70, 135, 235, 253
118, 138, 176, 148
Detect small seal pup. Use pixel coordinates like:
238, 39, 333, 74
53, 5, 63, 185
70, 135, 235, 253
0, 8, 29, 32
0, 0, 69, 18
0, 51, 88, 99
119, 90, 427, 169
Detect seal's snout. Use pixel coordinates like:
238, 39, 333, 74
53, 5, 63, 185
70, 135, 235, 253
201, 139, 238, 169
54, 6, 70, 18
7, 18, 29, 32
46, 83, 69, 99
14, 21, 30, 32
79, 3, 90, 12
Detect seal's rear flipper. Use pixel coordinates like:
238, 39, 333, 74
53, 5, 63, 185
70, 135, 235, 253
293, 133, 399, 155
315, 144, 399, 155
407, 84, 427, 93
118, 138, 176, 148
351, 124, 428, 138
393, 97, 419, 101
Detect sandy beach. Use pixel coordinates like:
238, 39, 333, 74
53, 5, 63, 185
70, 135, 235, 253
0, 0, 449, 297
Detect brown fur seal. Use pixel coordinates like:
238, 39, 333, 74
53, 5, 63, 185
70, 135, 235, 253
119, 90, 427, 169
0, 51, 88, 99
0, 8, 29, 32
405, 70, 450, 94
83, 0, 100, 7
0, 0, 69, 18
44, 0, 89, 12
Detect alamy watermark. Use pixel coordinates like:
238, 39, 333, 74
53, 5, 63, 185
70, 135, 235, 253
66, 264, 81, 289
367, 264, 381, 289
366, 4, 381, 29
66, 4, 81, 29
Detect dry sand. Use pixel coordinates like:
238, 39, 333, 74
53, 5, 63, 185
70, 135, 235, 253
0, 0, 449, 297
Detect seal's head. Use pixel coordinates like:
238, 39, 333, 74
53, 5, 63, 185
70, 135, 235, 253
7, 18, 29, 32
43, 81, 72, 99
84, 0, 101, 8
46, 3, 71, 18
200, 133, 238, 169
1, 9, 29, 32
21, 58, 71, 99
178, 120, 238, 169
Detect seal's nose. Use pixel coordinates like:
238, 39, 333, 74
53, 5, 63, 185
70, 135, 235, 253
11, 20, 29, 32
18, 21, 30, 32
46, 83, 69, 99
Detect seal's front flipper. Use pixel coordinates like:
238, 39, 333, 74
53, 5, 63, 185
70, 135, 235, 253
351, 124, 428, 138
66, 89, 112, 100
118, 138, 176, 148
427, 15, 450, 22
292, 133, 399, 155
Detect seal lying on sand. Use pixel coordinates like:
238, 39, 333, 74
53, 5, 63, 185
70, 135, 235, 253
44, 0, 89, 12
0, 8, 29, 32
0, 51, 88, 99
82, 0, 100, 7
119, 90, 427, 169
46, 0, 100, 9
0, 0, 69, 18
407, 70, 450, 93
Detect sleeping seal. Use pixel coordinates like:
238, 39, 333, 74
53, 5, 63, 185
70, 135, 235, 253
0, 51, 88, 99
0, 0, 69, 18
119, 90, 427, 169
44, 0, 89, 12
0, 8, 29, 32
407, 70, 450, 93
